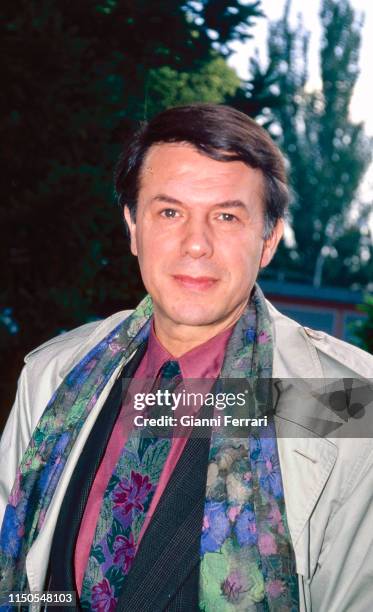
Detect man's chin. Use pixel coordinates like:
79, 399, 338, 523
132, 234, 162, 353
163, 306, 227, 328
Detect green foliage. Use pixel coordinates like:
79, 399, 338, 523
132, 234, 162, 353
353, 295, 373, 354
256, 0, 372, 288
144, 57, 241, 117
0, 0, 261, 353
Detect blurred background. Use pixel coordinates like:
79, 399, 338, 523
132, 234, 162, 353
1, 0, 373, 430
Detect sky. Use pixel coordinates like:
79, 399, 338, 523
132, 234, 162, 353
227, 0, 373, 203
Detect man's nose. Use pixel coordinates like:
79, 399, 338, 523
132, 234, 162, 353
181, 218, 213, 259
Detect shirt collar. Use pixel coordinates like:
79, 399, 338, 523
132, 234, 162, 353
137, 318, 234, 380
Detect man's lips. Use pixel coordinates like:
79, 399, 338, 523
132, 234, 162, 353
172, 274, 218, 290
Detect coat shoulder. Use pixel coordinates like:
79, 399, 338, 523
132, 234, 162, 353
266, 299, 373, 379
24, 310, 134, 367
304, 326, 373, 376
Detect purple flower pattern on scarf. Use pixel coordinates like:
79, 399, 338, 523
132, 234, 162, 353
112, 533, 136, 572
112, 471, 153, 518
234, 506, 257, 546
201, 501, 231, 554
221, 570, 248, 603
91, 578, 117, 612
251, 436, 283, 499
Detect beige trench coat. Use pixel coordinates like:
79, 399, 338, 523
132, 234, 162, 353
1, 300, 373, 611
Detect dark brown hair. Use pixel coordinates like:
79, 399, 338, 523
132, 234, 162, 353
115, 103, 289, 238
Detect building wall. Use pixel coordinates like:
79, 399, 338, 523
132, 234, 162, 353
260, 280, 366, 343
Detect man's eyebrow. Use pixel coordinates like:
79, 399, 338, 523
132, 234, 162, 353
211, 200, 247, 210
151, 194, 248, 209
152, 194, 183, 205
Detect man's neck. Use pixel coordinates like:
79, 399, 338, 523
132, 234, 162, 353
152, 304, 247, 358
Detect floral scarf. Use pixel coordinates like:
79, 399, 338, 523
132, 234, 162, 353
199, 288, 299, 610
0, 285, 298, 610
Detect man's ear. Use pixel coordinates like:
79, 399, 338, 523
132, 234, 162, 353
124, 206, 138, 256
260, 218, 284, 269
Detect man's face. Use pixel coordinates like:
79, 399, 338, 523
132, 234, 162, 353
124, 143, 283, 337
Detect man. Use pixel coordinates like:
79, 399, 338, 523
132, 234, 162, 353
0, 104, 372, 612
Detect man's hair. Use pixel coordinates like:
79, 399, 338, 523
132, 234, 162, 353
115, 103, 289, 239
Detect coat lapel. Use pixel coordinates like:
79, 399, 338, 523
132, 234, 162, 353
274, 380, 338, 578
270, 311, 339, 577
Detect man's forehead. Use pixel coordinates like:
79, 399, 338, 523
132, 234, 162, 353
140, 142, 264, 187
141, 142, 199, 175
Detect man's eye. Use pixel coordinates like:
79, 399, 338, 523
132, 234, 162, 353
161, 208, 179, 218
218, 212, 237, 222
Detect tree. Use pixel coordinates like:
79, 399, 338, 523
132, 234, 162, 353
1, 0, 265, 426
0, 0, 262, 343
353, 295, 373, 354
255, 0, 372, 287
142, 57, 240, 118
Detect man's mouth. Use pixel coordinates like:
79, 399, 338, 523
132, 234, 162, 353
172, 274, 218, 290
